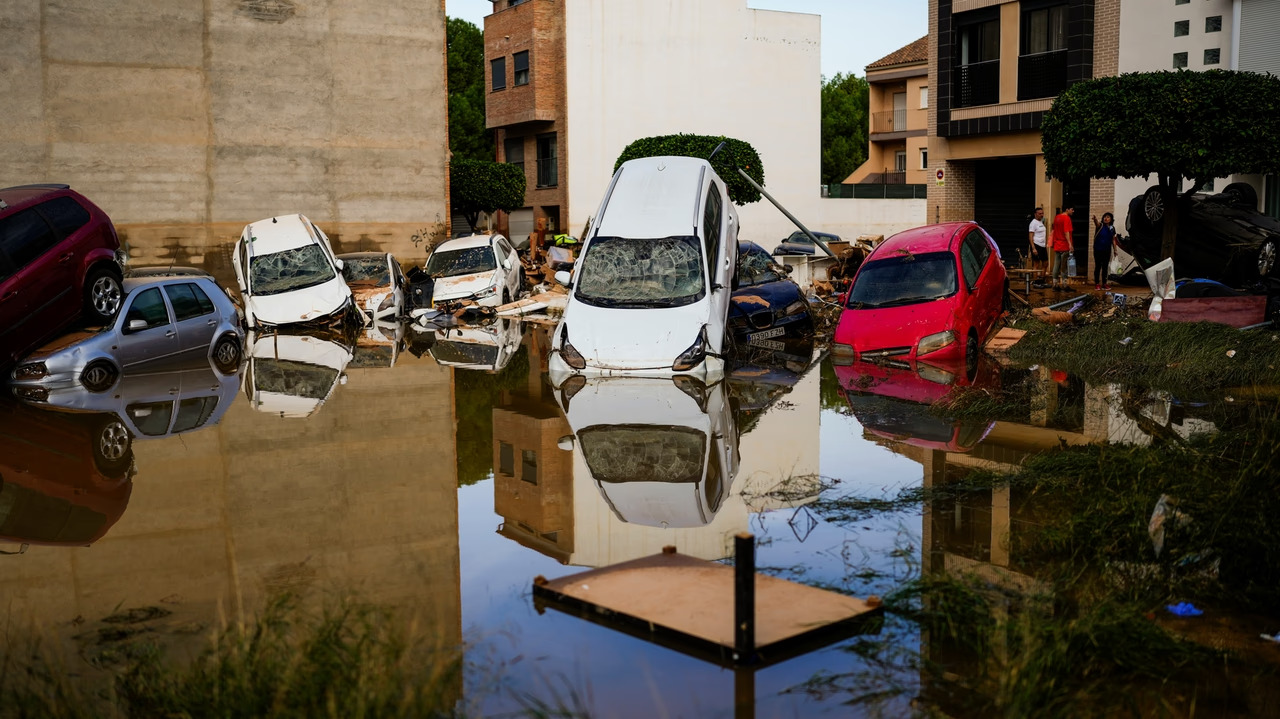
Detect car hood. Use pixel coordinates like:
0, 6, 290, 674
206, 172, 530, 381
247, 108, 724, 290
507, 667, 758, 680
433, 270, 499, 301
729, 280, 802, 319
349, 282, 391, 305
562, 300, 710, 370
26, 329, 106, 361
835, 298, 959, 353
247, 276, 350, 325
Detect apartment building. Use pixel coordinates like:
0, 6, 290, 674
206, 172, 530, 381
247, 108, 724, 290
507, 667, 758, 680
846, 36, 931, 192
483, 0, 822, 248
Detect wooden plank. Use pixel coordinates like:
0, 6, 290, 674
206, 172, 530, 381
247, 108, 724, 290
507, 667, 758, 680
985, 327, 1027, 353
1159, 296, 1266, 328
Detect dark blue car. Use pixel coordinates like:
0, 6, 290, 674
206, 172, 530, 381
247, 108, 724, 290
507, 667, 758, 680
729, 242, 813, 348
772, 230, 841, 257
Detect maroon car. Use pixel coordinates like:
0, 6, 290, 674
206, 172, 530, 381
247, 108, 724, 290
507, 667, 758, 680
0, 184, 124, 367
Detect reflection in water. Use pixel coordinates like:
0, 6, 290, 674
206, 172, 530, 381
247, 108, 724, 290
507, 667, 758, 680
245, 332, 351, 418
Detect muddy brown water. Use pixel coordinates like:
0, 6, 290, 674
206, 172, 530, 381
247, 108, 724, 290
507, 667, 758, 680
0, 226, 1273, 717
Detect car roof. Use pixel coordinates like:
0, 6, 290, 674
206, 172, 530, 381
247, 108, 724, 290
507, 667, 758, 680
738, 240, 768, 254
122, 273, 219, 293
241, 213, 319, 254
873, 222, 972, 257
126, 266, 213, 279
0, 184, 72, 211
595, 156, 715, 239
434, 234, 499, 251
336, 251, 389, 260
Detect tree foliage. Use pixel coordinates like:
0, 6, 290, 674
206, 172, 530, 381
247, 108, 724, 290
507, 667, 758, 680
450, 159, 526, 231
821, 72, 870, 185
613, 134, 764, 205
447, 17, 492, 163
1042, 70, 1280, 193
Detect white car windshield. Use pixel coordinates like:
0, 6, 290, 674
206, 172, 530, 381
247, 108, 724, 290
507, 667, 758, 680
427, 246, 496, 278
249, 245, 336, 296
578, 425, 706, 484
575, 236, 706, 308
847, 252, 958, 309
341, 257, 389, 285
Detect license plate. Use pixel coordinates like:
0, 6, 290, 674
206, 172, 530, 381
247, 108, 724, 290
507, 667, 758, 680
748, 326, 785, 342
750, 337, 785, 351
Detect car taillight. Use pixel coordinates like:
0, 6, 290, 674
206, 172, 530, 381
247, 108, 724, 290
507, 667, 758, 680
672, 326, 709, 372
831, 342, 855, 366
560, 326, 586, 369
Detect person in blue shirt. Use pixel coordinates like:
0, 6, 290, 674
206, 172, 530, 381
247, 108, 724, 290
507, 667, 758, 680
1091, 212, 1117, 290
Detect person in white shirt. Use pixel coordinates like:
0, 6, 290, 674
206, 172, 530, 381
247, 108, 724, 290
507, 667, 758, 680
1027, 207, 1048, 276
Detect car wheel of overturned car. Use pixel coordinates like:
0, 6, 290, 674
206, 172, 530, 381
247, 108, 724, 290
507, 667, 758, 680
1142, 185, 1169, 227
83, 266, 124, 324
502, 288, 511, 306
965, 331, 979, 381
212, 334, 241, 373
1259, 239, 1277, 279
92, 416, 133, 477
1222, 182, 1259, 209
81, 360, 118, 392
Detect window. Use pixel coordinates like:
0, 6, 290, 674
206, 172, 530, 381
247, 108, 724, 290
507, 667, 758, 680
955, 11, 1000, 107
895, 151, 907, 173
919, 86, 928, 109
1018, 2, 1068, 100
536, 133, 557, 187
513, 51, 529, 86
1173, 52, 1188, 69
127, 401, 173, 436
0, 209, 58, 271
1205, 16, 1222, 33
960, 231, 991, 289
499, 442, 514, 476
164, 283, 214, 321
172, 397, 218, 433
124, 287, 171, 330
36, 197, 90, 239
1204, 48, 1220, 65
521, 449, 537, 484
1174, 0, 1188, 4
504, 136, 524, 172
490, 58, 506, 90
1023, 5, 1067, 54
1173, 20, 1189, 37
702, 187, 722, 280
920, 148, 928, 170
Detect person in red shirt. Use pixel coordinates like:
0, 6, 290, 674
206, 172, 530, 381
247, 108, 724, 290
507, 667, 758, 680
1050, 207, 1074, 290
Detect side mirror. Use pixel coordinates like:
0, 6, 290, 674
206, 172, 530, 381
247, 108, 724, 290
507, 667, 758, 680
554, 270, 572, 287
557, 435, 576, 451
334, 258, 345, 271
783, 264, 794, 273
503, 256, 514, 271
127, 318, 148, 332
339, 374, 348, 386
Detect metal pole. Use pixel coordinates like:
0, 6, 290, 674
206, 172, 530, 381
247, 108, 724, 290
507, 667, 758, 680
734, 532, 756, 661
734, 169, 837, 259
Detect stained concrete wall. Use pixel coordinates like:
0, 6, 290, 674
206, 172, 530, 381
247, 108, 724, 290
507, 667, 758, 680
0, 0, 450, 255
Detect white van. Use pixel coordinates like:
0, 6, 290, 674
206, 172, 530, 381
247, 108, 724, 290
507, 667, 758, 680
549, 156, 738, 380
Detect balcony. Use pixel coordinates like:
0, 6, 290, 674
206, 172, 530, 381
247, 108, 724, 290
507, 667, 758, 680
536, 157, 557, 188
1017, 50, 1068, 100
954, 59, 999, 108
871, 110, 910, 134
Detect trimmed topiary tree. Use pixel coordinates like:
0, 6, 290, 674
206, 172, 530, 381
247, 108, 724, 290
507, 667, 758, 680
613, 134, 764, 206
1042, 70, 1280, 259
450, 159, 526, 232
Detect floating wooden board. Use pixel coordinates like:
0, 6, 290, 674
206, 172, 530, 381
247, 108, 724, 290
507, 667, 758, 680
985, 327, 1027, 353
1159, 296, 1266, 328
533, 551, 882, 667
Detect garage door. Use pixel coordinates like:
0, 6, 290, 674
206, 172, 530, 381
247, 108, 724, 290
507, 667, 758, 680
974, 157, 1036, 261
508, 208, 534, 248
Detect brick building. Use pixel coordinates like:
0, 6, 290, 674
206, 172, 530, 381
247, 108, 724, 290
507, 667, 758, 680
846, 36, 931, 192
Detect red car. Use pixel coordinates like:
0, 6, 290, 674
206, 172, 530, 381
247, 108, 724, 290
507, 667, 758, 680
0, 184, 124, 368
832, 221, 1006, 377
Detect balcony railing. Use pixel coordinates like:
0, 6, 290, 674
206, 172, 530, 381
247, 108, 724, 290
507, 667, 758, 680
871, 110, 910, 134
954, 59, 1000, 108
1017, 50, 1068, 100
536, 157, 557, 188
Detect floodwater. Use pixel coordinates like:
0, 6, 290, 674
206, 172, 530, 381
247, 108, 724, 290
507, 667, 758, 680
1, 226, 1273, 717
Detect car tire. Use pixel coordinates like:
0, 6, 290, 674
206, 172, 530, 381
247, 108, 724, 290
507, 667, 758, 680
83, 266, 124, 325
502, 288, 511, 306
1140, 185, 1171, 230
212, 334, 241, 373
1222, 182, 1259, 209
1259, 239, 1277, 279
81, 360, 118, 392
965, 331, 979, 381
91, 415, 133, 478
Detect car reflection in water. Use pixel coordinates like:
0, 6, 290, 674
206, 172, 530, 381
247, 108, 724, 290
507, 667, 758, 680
553, 375, 739, 528
245, 332, 352, 418
349, 321, 404, 370
835, 357, 997, 453
429, 318, 521, 374
0, 398, 133, 551
727, 338, 817, 432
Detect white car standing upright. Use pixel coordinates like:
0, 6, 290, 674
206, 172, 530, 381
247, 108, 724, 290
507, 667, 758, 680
427, 233, 524, 307
548, 156, 738, 382
232, 214, 355, 329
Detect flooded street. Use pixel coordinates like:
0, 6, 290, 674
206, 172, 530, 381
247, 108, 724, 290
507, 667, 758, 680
4, 225, 1275, 717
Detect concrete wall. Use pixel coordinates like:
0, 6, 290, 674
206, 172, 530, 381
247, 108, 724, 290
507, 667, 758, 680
0, 0, 450, 255
563, 0, 822, 251
817, 198, 928, 240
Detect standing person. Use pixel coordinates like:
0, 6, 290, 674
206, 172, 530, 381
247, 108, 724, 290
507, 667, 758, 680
1091, 212, 1117, 290
1027, 207, 1048, 278
1050, 207, 1074, 290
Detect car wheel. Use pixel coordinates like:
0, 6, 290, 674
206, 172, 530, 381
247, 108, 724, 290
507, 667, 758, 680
1259, 239, 1277, 279
212, 334, 241, 373
965, 331, 979, 381
91, 415, 133, 478
502, 288, 511, 306
81, 360, 118, 392
83, 266, 123, 324
1142, 185, 1169, 226
1222, 182, 1259, 209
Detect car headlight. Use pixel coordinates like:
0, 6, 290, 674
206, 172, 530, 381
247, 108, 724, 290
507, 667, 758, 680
11, 386, 49, 402
376, 293, 394, 312
785, 299, 808, 316
474, 286, 498, 299
917, 330, 957, 356
672, 326, 709, 372
560, 326, 587, 370
12, 362, 48, 381
831, 342, 856, 366
917, 362, 956, 386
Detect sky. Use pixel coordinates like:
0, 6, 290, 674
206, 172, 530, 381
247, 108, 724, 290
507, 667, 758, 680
444, 0, 928, 80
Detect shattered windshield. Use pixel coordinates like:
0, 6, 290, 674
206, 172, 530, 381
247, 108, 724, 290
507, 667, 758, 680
248, 244, 336, 296
847, 252, 958, 309
578, 425, 706, 484
737, 246, 783, 287
575, 236, 705, 308
426, 246, 496, 278
341, 257, 389, 285
430, 340, 498, 367
252, 359, 339, 400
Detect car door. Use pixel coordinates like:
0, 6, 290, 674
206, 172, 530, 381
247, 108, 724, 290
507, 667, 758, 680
701, 182, 730, 353
164, 282, 218, 356
115, 286, 183, 368
959, 230, 994, 339
0, 207, 77, 359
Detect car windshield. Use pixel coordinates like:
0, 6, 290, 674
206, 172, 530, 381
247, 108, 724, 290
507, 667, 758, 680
578, 425, 706, 484
252, 359, 340, 400
248, 244, 336, 296
431, 340, 499, 367
575, 236, 706, 309
426, 246, 496, 278
341, 257, 389, 285
737, 246, 783, 287
847, 252, 958, 309
785, 231, 813, 244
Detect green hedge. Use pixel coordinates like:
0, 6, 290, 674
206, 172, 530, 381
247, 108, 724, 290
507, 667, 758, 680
613, 134, 764, 205
450, 159, 526, 231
